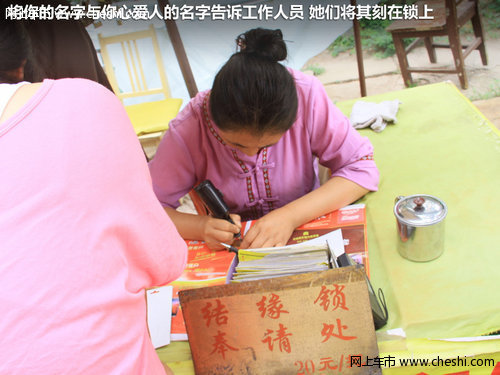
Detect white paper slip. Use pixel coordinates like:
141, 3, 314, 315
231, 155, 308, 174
325, 230, 345, 257
297, 228, 344, 248
146, 285, 173, 349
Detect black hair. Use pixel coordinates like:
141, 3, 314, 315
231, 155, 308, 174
0, 19, 31, 83
210, 28, 298, 135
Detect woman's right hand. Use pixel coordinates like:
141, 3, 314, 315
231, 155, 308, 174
201, 214, 241, 250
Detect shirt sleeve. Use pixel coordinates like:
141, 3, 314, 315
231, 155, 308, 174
304, 76, 379, 191
66, 79, 188, 290
148, 103, 198, 209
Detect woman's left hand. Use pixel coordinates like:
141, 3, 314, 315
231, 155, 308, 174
239, 207, 296, 249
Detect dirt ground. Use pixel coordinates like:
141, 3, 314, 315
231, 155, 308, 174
303, 35, 500, 129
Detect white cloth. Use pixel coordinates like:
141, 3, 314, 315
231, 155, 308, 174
0, 81, 30, 120
350, 99, 401, 133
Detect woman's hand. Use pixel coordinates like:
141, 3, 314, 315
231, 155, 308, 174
240, 208, 295, 249
201, 214, 241, 251
164, 207, 241, 251
239, 177, 370, 249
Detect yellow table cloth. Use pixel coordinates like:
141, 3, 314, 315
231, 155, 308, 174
336, 82, 500, 339
336, 81, 500, 374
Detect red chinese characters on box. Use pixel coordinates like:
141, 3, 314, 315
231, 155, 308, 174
179, 267, 379, 374
169, 240, 236, 341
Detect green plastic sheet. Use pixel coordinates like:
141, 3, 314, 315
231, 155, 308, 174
336, 82, 500, 372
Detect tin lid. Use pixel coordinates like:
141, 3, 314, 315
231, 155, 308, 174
394, 194, 448, 227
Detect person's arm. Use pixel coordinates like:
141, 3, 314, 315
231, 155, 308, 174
164, 207, 241, 250
54, 79, 189, 287
240, 177, 367, 248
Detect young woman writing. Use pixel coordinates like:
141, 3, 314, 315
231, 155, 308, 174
149, 28, 379, 250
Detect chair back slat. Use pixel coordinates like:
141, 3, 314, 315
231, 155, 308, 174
133, 40, 148, 91
120, 41, 137, 92
126, 40, 143, 92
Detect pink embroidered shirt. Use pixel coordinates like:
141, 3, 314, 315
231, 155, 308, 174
149, 69, 379, 221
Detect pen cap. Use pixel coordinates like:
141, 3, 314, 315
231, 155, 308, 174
194, 180, 231, 219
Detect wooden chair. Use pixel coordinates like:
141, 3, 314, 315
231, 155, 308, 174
98, 25, 182, 143
386, 0, 487, 89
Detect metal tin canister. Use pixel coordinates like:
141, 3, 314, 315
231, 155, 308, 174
394, 194, 448, 262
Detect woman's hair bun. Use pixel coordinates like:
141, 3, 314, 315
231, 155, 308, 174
236, 28, 287, 62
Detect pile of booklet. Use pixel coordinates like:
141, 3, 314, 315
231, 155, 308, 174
232, 244, 330, 282
232, 229, 349, 282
